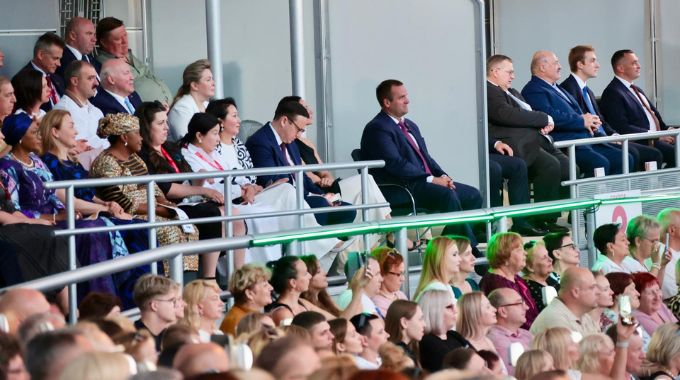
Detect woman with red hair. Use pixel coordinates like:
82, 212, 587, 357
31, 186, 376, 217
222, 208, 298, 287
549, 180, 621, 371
631, 272, 677, 335
370, 247, 408, 317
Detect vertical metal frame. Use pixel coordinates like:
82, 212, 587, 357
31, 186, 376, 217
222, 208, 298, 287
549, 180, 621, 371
206, 0, 224, 99
473, 0, 490, 210
313, 0, 332, 162
289, 0, 306, 98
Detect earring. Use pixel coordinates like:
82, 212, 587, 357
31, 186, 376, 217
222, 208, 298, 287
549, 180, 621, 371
124, 141, 128, 147
19, 140, 22, 145
199, 139, 203, 144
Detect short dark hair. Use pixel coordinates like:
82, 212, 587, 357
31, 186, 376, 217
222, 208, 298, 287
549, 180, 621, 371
63, 60, 91, 86
267, 256, 301, 295
0, 333, 22, 379
205, 97, 238, 120
486, 54, 512, 75
181, 112, 220, 146
350, 313, 379, 337
290, 311, 326, 330
543, 231, 571, 260
25, 330, 82, 380
33, 32, 65, 58
96, 17, 125, 45
277, 95, 302, 107
77, 292, 122, 320
593, 223, 621, 254
568, 45, 595, 73
611, 49, 635, 72
273, 99, 308, 121
375, 79, 403, 108
442, 347, 478, 370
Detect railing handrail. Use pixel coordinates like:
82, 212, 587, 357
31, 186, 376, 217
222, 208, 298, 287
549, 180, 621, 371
553, 129, 680, 149
561, 166, 680, 186
43, 160, 385, 189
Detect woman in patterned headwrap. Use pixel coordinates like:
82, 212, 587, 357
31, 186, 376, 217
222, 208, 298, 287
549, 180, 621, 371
0, 112, 147, 307
88, 113, 200, 277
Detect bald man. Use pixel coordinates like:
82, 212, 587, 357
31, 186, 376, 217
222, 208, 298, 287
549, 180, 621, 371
521, 50, 632, 177
529, 267, 600, 335
56, 16, 101, 83
172, 342, 230, 377
90, 58, 142, 116
0, 288, 51, 333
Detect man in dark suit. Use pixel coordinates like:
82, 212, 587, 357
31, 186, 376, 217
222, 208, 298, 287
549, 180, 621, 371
360, 79, 483, 251
560, 45, 662, 171
22, 32, 65, 112
55, 17, 101, 83
90, 58, 142, 116
246, 99, 356, 226
522, 51, 633, 177
487, 54, 567, 233
600, 49, 676, 167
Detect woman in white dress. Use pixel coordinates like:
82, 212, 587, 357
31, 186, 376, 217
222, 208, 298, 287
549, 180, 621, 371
181, 110, 339, 264
167, 59, 214, 141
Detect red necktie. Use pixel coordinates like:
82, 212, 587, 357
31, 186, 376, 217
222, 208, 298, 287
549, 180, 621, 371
631, 85, 661, 131
398, 121, 431, 175
45, 75, 59, 105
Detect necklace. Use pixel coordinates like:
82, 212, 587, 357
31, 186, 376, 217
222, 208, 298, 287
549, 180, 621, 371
10, 153, 34, 168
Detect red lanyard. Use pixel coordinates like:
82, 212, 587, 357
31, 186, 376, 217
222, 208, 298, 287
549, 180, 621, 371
160, 147, 181, 173
194, 150, 224, 171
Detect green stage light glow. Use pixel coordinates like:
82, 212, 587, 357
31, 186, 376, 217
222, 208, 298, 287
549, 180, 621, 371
493, 199, 600, 218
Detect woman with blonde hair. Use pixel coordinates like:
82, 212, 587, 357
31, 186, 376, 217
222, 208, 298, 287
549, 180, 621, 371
449, 236, 480, 298
168, 58, 215, 140
181, 279, 225, 342
645, 323, 680, 380
624, 215, 670, 279
532, 327, 582, 380
414, 236, 462, 302
523, 240, 560, 312
219, 264, 273, 335
58, 351, 132, 380
369, 247, 407, 317
456, 292, 499, 355
576, 333, 624, 379
514, 350, 555, 380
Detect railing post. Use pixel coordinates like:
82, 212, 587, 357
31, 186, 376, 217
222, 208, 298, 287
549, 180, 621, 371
675, 130, 680, 168
497, 216, 509, 232
622, 140, 629, 174
360, 166, 370, 252
224, 176, 234, 301
395, 227, 410, 299
147, 181, 158, 275
292, 170, 305, 255
66, 185, 77, 324
585, 207, 596, 268
568, 145, 579, 245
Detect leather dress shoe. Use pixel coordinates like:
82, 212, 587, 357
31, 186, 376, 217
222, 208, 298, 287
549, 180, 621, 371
510, 223, 548, 236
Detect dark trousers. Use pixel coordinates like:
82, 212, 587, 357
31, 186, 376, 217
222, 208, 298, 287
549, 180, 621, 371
540, 137, 572, 199
629, 142, 663, 171
489, 153, 531, 226
305, 196, 357, 225
576, 143, 634, 177
655, 140, 676, 167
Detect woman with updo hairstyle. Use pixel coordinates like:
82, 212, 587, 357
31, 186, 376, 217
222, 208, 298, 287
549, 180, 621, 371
219, 263, 273, 336
523, 240, 560, 312
89, 112, 200, 274
168, 59, 215, 140
266, 255, 312, 325
370, 247, 407, 317
300, 254, 341, 318
10, 69, 49, 118
449, 235, 480, 298
181, 279, 225, 341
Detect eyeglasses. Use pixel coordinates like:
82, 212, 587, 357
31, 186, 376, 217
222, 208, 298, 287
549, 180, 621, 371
498, 300, 526, 308
559, 243, 576, 249
290, 119, 305, 134
154, 297, 182, 307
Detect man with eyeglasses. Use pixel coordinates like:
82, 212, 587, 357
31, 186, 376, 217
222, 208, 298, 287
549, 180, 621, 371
487, 288, 533, 375
350, 313, 390, 369
544, 232, 581, 281
132, 274, 181, 351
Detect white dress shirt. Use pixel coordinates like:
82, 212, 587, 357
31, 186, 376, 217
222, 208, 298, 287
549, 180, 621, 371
54, 94, 109, 149
615, 76, 657, 132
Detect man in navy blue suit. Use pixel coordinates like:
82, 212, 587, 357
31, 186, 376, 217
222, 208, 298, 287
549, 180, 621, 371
600, 49, 676, 167
21, 32, 65, 112
90, 58, 142, 116
246, 99, 356, 226
560, 45, 661, 171
55, 17, 101, 85
360, 79, 483, 252
522, 51, 632, 177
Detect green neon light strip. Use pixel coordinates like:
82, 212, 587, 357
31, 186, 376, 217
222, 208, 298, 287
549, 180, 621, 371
381, 215, 494, 230
600, 193, 680, 205
252, 225, 376, 246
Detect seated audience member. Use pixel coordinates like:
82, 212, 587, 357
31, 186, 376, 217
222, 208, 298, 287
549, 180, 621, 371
588, 271, 615, 330
575, 333, 624, 380
385, 300, 425, 367
530, 267, 600, 335
543, 232, 580, 282
666, 261, 680, 320
17, 312, 67, 348
479, 232, 538, 328
172, 342, 230, 377
657, 208, 680, 300
450, 237, 480, 298
168, 59, 214, 141
350, 313, 389, 370
522, 50, 632, 177
300, 255, 341, 319
414, 236, 461, 303
0, 76, 16, 121
24, 329, 93, 380
378, 341, 416, 373
21, 32, 65, 112
53, 60, 106, 168
600, 49, 676, 167
78, 292, 122, 320
133, 274, 181, 350
11, 69, 50, 118
181, 280, 225, 342
0, 289, 51, 334
182, 111, 340, 265
514, 350, 555, 380
0, 333, 28, 379
328, 318, 363, 357
336, 256, 384, 317
1, 112, 147, 304
417, 289, 470, 373
89, 113, 200, 273
96, 17, 172, 103
254, 335, 322, 380
625, 215, 670, 280
479, 350, 504, 376
267, 255, 314, 325
592, 223, 630, 274
631, 272, 677, 336
246, 99, 356, 227
90, 58, 143, 116
219, 264, 273, 336
370, 247, 407, 317
605, 324, 646, 380
456, 292, 501, 357
442, 347, 489, 374
645, 323, 680, 380
59, 351, 132, 380
531, 327, 582, 380
523, 240, 560, 312
487, 287, 534, 375
235, 312, 276, 337
606, 272, 649, 347
136, 101, 242, 276
56, 17, 101, 80
160, 323, 199, 351
561, 45, 662, 172
360, 79, 482, 252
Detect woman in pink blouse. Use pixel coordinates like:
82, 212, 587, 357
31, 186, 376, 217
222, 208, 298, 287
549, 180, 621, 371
631, 272, 677, 335
370, 247, 408, 317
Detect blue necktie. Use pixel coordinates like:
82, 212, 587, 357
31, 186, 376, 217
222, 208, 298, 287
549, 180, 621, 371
582, 86, 605, 135
124, 97, 135, 114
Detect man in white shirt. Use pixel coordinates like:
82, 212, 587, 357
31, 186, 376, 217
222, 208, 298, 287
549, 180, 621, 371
592, 223, 630, 274
54, 60, 107, 169
657, 208, 680, 299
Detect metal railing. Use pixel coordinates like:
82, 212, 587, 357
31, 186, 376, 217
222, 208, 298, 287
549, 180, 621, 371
42, 160, 386, 323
